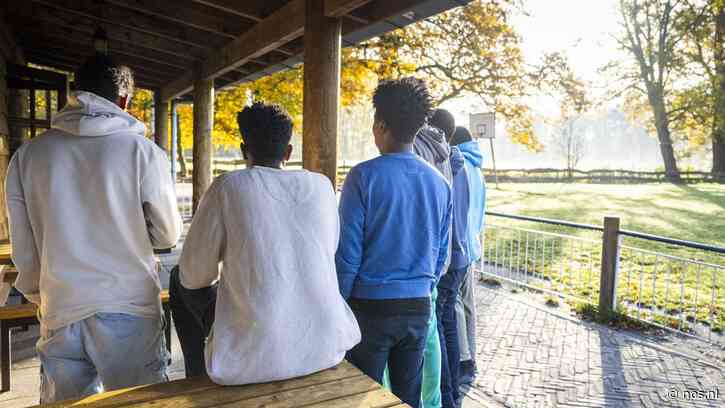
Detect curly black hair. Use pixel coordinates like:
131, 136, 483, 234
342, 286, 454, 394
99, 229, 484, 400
236, 102, 293, 161
76, 53, 134, 102
372, 77, 433, 144
430, 109, 456, 141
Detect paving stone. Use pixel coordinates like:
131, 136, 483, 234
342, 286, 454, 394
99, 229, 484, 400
465, 283, 725, 408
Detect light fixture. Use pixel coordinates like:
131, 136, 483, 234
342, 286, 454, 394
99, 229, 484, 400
93, 27, 109, 55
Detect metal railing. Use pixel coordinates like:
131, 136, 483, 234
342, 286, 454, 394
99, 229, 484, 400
178, 196, 193, 221
481, 212, 725, 343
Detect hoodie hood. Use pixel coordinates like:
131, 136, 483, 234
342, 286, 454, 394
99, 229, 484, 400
459, 140, 483, 168
414, 125, 450, 166
51, 91, 146, 137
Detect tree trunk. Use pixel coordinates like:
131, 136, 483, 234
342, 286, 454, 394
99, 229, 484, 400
176, 112, 187, 179
648, 89, 681, 181
711, 4, 725, 177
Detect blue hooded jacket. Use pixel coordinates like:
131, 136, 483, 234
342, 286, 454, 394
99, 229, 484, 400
449, 146, 470, 269
458, 140, 486, 263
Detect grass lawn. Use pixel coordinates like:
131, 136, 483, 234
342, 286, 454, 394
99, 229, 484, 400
486, 183, 725, 247
482, 183, 725, 335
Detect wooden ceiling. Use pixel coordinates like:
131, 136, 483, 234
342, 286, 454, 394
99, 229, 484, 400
2, 0, 466, 98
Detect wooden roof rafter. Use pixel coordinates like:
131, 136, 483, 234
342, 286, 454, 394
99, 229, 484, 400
10, 4, 206, 62
161, 0, 376, 100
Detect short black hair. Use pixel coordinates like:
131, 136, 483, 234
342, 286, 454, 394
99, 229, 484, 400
430, 109, 456, 141
450, 126, 473, 146
75, 54, 134, 102
372, 77, 433, 144
237, 102, 293, 161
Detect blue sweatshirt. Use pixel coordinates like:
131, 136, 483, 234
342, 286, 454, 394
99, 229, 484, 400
336, 151, 452, 300
449, 148, 470, 269
458, 141, 486, 263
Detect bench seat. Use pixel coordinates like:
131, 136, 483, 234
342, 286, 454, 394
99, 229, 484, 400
35, 361, 408, 408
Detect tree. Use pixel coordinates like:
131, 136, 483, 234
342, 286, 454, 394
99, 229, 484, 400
355, 0, 570, 150
551, 69, 591, 177
676, 0, 725, 174
612, 0, 700, 181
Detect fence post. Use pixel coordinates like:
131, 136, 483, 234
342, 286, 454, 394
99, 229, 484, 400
599, 216, 621, 317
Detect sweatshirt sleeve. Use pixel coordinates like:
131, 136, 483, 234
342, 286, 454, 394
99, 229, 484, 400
141, 147, 182, 249
450, 146, 464, 177
435, 186, 453, 281
335, 167, 365, 299
178, 179, 226, 289
5, 152, 41, 305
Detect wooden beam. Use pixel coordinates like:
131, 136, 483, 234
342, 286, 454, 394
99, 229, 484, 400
17, 28, 194, 71
0, 10, 23, 63
192, 76, 214, 213
24, 55, 160, 90
161, 0, 306, 100
11, 3, 206, 61
17, 39, 182, 83
191, 0, 263, 22
303, 0, 341, 186
29, 0, 224, 51
104, 0, 251, 39
325, 0, 371, 17
154, 92, 170, 154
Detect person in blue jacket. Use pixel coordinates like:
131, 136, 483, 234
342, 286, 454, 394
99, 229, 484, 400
336, 77, 452, 408
450, 126, 487, 385
435, 141, 469, 408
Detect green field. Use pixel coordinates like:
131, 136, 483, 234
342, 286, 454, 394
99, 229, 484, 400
487, 183, 725, 246
483, 183, 725, 335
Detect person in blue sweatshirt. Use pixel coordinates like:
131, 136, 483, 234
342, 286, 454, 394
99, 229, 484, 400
450, 126, 487, 386
336, 77, 452, 408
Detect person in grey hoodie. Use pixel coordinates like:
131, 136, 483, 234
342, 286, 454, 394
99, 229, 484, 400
5, 54, 181, 403
412, 109, 463, 408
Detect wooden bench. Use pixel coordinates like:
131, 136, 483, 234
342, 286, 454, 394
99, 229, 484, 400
0, 289, 172, 393
35, 360, 408, 408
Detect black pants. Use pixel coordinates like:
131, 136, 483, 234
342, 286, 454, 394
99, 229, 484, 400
345, 297, 431, 408
168, 266, 218, 378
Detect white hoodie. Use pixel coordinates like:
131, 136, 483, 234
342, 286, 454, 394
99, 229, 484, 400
5, 91, 182, 330
179, 167, 361, 385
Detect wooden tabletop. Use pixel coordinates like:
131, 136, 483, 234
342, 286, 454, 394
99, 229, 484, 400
36, 361, 406, 408
0, 243, 11, 266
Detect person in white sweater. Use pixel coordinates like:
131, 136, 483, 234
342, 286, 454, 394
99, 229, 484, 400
5, 54, 181, 403
170, 102, 360, 384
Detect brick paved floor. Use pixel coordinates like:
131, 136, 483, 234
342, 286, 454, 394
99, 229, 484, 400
466, 283, 725, 408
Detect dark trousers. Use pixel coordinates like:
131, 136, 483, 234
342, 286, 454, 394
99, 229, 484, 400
436, 266, 468, 407
168, 266, 218, 378
345, 297, 431, 408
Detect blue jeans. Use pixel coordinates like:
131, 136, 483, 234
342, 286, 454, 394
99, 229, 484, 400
436, 266, 468, 407
346, 297, 431, 408
37, 313, 168, 403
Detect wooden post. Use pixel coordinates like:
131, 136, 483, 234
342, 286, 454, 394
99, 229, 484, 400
303, 0, 341, 187
192, 77, 214, 213
599, 216, 621, 317
154, 91, 169, 153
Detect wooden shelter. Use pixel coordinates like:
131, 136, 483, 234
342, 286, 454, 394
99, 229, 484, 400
0, 0, 468, 231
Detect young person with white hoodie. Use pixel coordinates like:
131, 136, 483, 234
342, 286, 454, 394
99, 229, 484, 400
169, 102, 360, 385
5, 54, 182, 403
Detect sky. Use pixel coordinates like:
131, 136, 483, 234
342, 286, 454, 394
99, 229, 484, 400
442, 0, 626, 129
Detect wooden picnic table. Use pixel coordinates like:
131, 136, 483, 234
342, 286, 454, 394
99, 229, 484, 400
0, 243, 11, 266
34, 361, 407, 408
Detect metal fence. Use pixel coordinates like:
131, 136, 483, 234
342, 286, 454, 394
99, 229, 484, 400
481, 212, 725, 344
